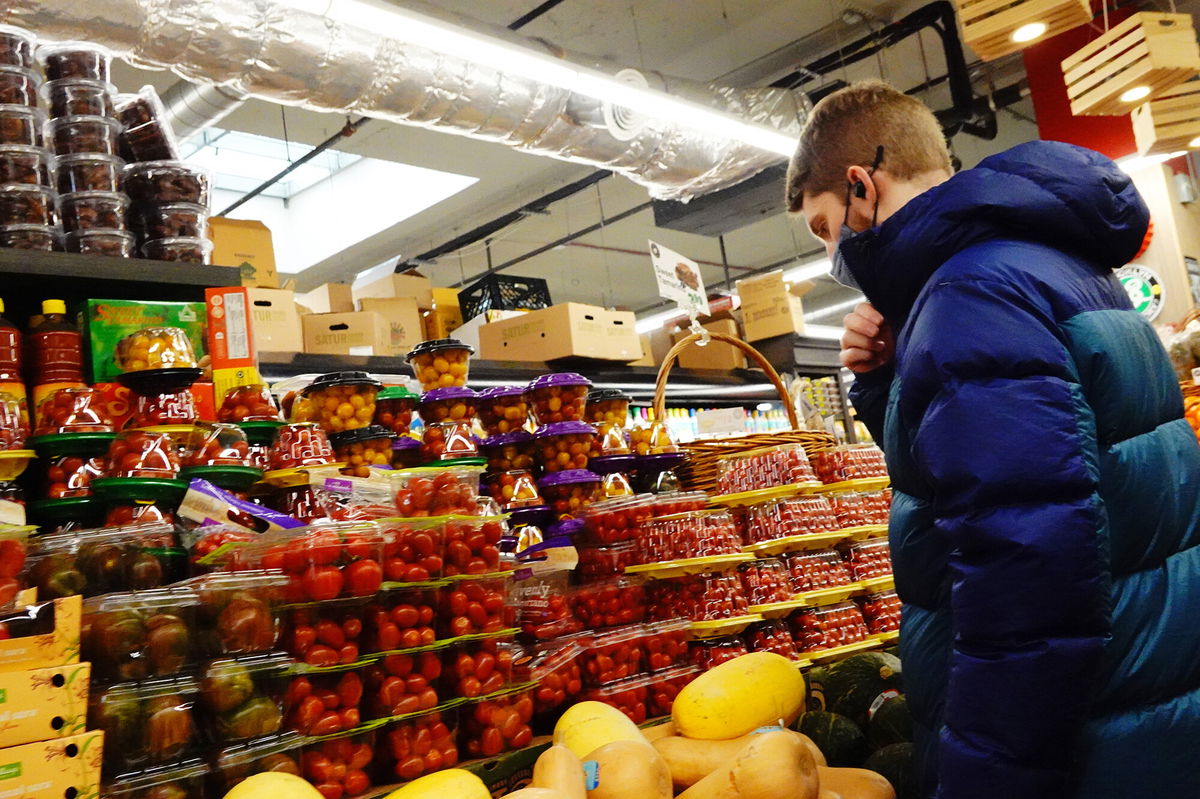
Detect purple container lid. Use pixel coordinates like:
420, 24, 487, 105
480, 430, 535, 449
545, 517, 586, 538
419, 386, 478, 404
533, 421, 595, 439
538, 468, 601, 488
636, 452, 686, 472
508, 504, 552, 528
392, 436, 421, 451
589, 453, 636, 475
526, 372, 592, 392
479, 385, 525, 400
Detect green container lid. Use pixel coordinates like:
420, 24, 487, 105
377, 386, 420, 402
238, 420, 285, 446
29, 496, 103, 526
178, 465, 264, 492
28, 432, 117, 458
91, 477, 189, 504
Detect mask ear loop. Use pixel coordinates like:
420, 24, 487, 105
846, 145, 886, 230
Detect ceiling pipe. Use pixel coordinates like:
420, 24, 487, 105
159, 80, 248, 141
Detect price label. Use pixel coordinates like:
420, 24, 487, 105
650, 240, 710, 317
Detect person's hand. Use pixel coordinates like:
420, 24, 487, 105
840, 302, 894, 373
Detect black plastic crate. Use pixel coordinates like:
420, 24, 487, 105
458, 273, 552, 321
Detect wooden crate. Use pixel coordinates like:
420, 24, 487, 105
1062, 12, 1200, 116
954, 0, 1091, 62
1133, 80, 1200, 155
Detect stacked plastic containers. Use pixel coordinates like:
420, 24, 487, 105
0, 25, 58, 251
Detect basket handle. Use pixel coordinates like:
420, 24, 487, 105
652, 332, 801, 430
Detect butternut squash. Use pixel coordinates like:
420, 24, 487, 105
532, 745, 586, 799
674, 653, 806, 740
816, 767, 895, 799
553, 701, 646, 759
642, 720, 677, 741
584, 739, 672, 799
653, 729, 826, 788
383, 769, 490, 799
678, 729, 820, 799
502, 790, 565, 799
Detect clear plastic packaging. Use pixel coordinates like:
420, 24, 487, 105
743, 617, 799, 659
789, 601, 870, 651
595, 421, 631, 456
437, 575, 512, 637
372, 386, 417, 435
517, 634, 586, 716
82, 585, 200, 682
129, 389, 197, 428
362, 585, 438, 651
331, 425, 394, 478
42, 78, 112, 118
246, 522, 385, 602
443, 516, 506, 577
52, 151, 121, 193
419, 386, 477, 424
188, 570, 289, 657
570, 576, 646, 629
0, 143, 49, 185
0, 222, 57, 250
478, 386, 529, 437
209, 734, 304, 796
539, 468, 600, 521
362, 646, 443, 719
47, 114, 120, 156
282, 600, 367, 667
33, 387, 112, 435
647, 665, 700, 718
582, 624, 646, 688
197, 651, 290, 745
0, 26, 35, 69
0, 66, 39, 106
0, 103, 44, 145
104, 429, 181, 478
582, 494, 655, 545
783, 549, 853, 592
60, 189, 126, 232
442, 636, 515, 699
514, 569, 582, 641
645, 573, 750, 623
40, 453, 103, 498
182, 423, 252, 467
688, 635, 748, 671
103, 760, 209, 799
115, 86, 181, 162
535, 420, 599, 473
526, 372, 591, 426
88, 676, 199, 772
390, 465, 482, 517
629, 419, 679, 456
737, 557, 795, 605
104, 499, 176, 526
406, 338, 473, 392
115, 326, 198, 372
0, 183, 53, 225
142, 235, 213, 264
421, 419, 477, 461
857, 588, 901, 634
742, 494, 839, 545
480, 430, 535, 472
811, 444, 889, 483
378, 708, 459, 782
124, 159, 211, 206
843, 538, 892, 581
638, 509, 741, 563
283, 667, 364, 736
39, 42, 111, 82
585, 674, 650, 723
302, 371, 382, 434
217, 383, 282, 423
268, 422, 336, 470
717, 443, 818, 494
377, 518, 445, 583
643, 618, 691, 673
0, 392, 25, 450
577, 541, 638, 582
652, 491, 708, 517
485, 469, 543, 510
65, 227, 133, 257
585, 388, 631, 426
830, 488, 891, 527
458, 686, 533, 758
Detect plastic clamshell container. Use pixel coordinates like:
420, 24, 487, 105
844, 538, 893, 582
373, 385, 418, 435
268, 422, 336, 470
24, 522, 181, 598
298, 726, 378, 798
217, 383, 283, 423
406, 337, 473, 392
569, 576, 646, 630
436, 573, 513, 637
389, 464, 483, 517
789, 600, 870, 652
127, 389, 197, 429
104, 429, 181, 478
103, 759, 209, 799
513, 569, 583, 641
811, 443, 889, 484
688, 634, 748, 671
717, 442, 819, 495
123, 159, 211, 206
744, 617, 799, 659
645, 573, 750, 623
246, 522, 385, 603
646, 664, 701, 718
784, 548, 855, 592
577, 541, 638, 582
377, 707, 460, 783
737, 557, 795, 605
643, 618, 692, 673
362, 584, 439, 652
458, 685, 533, 759
187, 570, 290, 657
581, 623, 647, 688
441, 635, 516, 700
376, 517, 445, 583
742, 494, 839, 545
362, 646, 444, 719
857, 588, 902, 634
281, 598, 369, 667
443, 515, 507, 577
283, 666, 366, 736
197, 651, 291, 745
582, 493, 656, 546
208, 733, 304, 796
637, 509, 741, 564
518, 633, 587, 715
88, 676, 200, 772
82, 585, 200, 683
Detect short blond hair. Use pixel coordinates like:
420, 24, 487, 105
786, 81, 951, 213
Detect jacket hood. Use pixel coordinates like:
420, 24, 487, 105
839, 140, 1151, 326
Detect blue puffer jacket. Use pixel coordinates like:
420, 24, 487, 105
842, 141, 1200, 799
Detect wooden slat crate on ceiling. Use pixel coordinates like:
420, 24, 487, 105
1062, 12, 1200, 116
954, 0, 1091, 62
1132, 80, 1200, 155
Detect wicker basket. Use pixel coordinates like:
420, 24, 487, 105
652, 332, 836, 493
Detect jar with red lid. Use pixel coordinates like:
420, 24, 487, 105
436, 575, 513, 638
569, 576, 646, 629
478, 386, 529, 437
742, 495, 839, 545
538, 469, 600, 521
405, 338, 472, 392
811, 444, 889, 483
479, 430, 535, 473
716, 443, 818, 495
378, 518, 444, 583
362, 585, 438, 652
372, 386, 418, 435
330, 425, 394, 478
282, 601, 366, 667
534, 421, 598, 474
783, 549, 853, 592
629, 419, 679, 456
33, 386, 112, 435
377, 708, 459, 783
577, 541, 638, 582
485, 470, 543, 510
272, 484, 330, 525
268, 422, 335, 471
362, 648, 443, 719
737, 557, 795, 605
643, 619, 691, 672
443, 516, 506, 577
41, 453, 103, 497
586, 674, 650, 723
104, 429, 180, 478
283, 668, 364, 736
647, 665, 700, 718
844, 538, 893, 581
251, 523, 385, 602
581, 624, 646, 688
857, 589, 901, 634
216, 383, 282, 423
182, 422, 251, 467
743, 618, 799, 659
585, 388, 631, 426
442, 636, 515, 699
513, 570, 582, 641
688, 635, 748, 671
302, 371, 382, 435
421, 419, 476, 462
526, 373, 591, 426
418, 386, 476, 424
390, 465, 481, 517
459, 686, 533, 758
298, 727, 376, 798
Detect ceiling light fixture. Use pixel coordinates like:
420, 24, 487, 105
1121, 86, 1152, 104
1116, 150, 1187, 173
277, 0, 797, 156
783, 258, 834, 283
1011, 22, 1047, 43
1191, 135, 1200, 148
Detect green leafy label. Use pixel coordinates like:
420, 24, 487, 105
0, 762, 21, 780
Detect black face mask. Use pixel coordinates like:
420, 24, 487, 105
831, 146, 885, 290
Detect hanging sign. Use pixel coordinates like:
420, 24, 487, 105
649, 240, 710, 317
1117, 264, 1165, 320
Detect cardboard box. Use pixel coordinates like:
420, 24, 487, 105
298, 282, 354, 314
83, 299, 207, 384
303, 311, 397, 356
671, 318, 747, 370
466, 740, 550, 795
358, 297, 425, 354
0, 730, 102, 798
352, 272, 434, 310
736, 270, 812, 342
424, 287, 465, 340
0, 596, 81, 674
628, 334, 656, 367
453, 310, 527, 353
0, 663, 90, 748
479, 303, 640, 363
246, 287, 304, 354
205, 287, 264, 402
210, 217, 278, 287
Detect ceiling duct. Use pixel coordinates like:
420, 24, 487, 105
3, 0, 808, 201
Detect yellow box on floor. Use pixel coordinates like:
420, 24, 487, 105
479, 302, 641, 362
0, 663, 90, 748
671, 318, 747, 370
737, 270, 812, 341
209, 218, 279, 287
0, 731, 103, 798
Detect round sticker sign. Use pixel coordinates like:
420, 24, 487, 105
1117, 265, 1164, 320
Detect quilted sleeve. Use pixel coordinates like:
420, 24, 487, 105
903, 276, 1112, 799
848, 362, 894, 443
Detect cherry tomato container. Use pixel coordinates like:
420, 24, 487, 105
525, 373, 590, 426
577, 541, 638, 582
437, 575, 513, 638
217, 383, 283, 423
38, 452, 103, 497
716, 443, 819, 495
738, 557, 795, 605
115, 326, 198, 373
284, 665, 365, 736
182, 422, 252, 467
828, 489, 890, 527
479, 430, 536, 473
442, 635, 516, 700
857, 588, 902, 634
482, 469, 540, 511
569, 576, 646, 629
303, 371, 383, 434
406, 338, 473, 392
637, 509, 741, 564
743, 617, 799, 659
538, 469, 600, 521
478, 385, 529, 437
362, 585, 438, 652
363, 647, 444, 719
651, 490, 707, 517
188, 570, 289, 657
783, 549, 853, 592
376, 707, 460, 783
377, 518, 445, 584
25, 522, 181, 598
271, 484, 330, 525
331, 425, 395, 478
390, 465, 482, 517
534, 421, 598, 475
643, 618, 691, 672
458, 685, 534, 759
418, 386, 477, 424
583, 494, 654, 546
209, 733, 305, 796
88, 676, 200, 773
421, 419, 477, 462
811, 443, 889, 483
743, 495, 839, 545
373, 385, 418, 435
250, 523, 385, 603
443, 515, 506, 577
298, 725, 377, 798
391, 436, 422, 469
268, 422, 336, 470
584, 673, 650, 723
283, 599, 368, 668
82, 585, 200, 683
105, 760, 209, 799
646, 665, 700, 718
585, 388, 631, 426
513, 569, 582, 641
629, 419, 679, 456
127, 389, 197, 429
688, 635, 748, 671
646, 573, 749, 623
790, 601, 870, 651
104, 429, 181, 478
515, 633, 586, 721
844, 538, 893, 581
581, 624, 646, 688
197, 651, 290, 745
32, 386, 112, 435
103, 496, 178, 526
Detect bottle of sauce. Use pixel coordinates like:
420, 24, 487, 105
27, 299, 85, 410
0, 300, 26, 425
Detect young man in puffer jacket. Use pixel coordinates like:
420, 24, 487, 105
786, 80, 1200, 799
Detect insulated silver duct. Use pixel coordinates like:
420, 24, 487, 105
159, 80, 248, 140
3, 0, 809, 200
